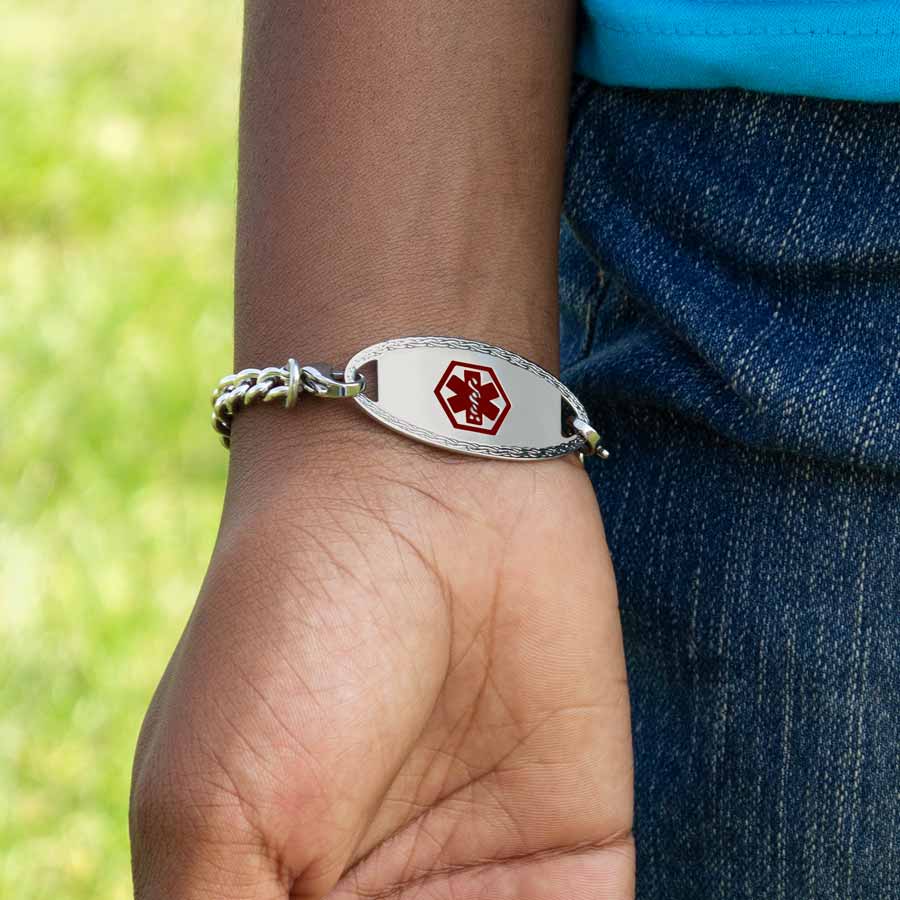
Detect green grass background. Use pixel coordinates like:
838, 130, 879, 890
1, 3, 243, 895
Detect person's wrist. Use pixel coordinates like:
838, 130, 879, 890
213, 395, 586, 598
223, 375, 580, 508
205, 404, 504, 632
223, 396, 482, 513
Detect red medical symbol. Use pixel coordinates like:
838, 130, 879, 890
434, 360, 511, 435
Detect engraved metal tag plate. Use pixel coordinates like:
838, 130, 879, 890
344, 336, 591, 460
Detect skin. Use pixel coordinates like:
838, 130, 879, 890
130, 3, 634, 898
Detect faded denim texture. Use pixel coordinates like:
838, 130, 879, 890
559, 78, 900, 899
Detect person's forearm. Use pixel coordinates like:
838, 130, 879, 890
130, 12, 634, 895
231, 0, 577, 464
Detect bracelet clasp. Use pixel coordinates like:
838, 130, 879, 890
300, 363, 365, 399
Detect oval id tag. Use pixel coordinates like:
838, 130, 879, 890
344, 336, 598, 460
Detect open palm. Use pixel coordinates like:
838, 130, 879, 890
131, 449, 633, 899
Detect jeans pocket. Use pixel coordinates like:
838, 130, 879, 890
559, 212, 608, 370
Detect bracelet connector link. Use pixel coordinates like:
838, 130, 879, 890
300, 363, 365, 400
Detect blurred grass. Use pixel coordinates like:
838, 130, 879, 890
0, 2, 243, 895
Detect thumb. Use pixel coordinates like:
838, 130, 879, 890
129, 751, 292, 900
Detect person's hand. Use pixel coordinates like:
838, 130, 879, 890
130, 417, 633, 899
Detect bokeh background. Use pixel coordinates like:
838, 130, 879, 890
1, 3, 244, 895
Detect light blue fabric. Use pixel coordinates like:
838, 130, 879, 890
576, 1, 900, 101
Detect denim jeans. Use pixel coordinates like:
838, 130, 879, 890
559, 78, 900, 899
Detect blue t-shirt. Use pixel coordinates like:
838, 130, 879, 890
576, 1, 900, 101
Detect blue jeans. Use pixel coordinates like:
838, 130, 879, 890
559, 78, 900, 899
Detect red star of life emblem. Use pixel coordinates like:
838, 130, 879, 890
433, 360, 511, 435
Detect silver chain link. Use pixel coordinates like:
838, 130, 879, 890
210, 359, 364, 448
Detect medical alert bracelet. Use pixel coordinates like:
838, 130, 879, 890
211, 336, 608, 461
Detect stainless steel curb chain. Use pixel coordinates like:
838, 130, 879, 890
211, 360, 364, 448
